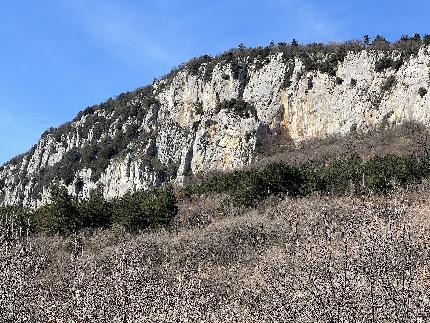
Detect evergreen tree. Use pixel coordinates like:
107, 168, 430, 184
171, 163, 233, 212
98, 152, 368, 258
35, 186, 80, 235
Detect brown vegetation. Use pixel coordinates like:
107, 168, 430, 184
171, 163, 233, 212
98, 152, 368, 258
257, 122, 430, 167
2, 184, 430, 322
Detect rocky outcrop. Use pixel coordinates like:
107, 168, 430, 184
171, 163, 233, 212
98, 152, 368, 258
2, 44, 430, 207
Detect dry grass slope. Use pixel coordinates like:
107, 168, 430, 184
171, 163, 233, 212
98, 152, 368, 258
2, 186, 430, 322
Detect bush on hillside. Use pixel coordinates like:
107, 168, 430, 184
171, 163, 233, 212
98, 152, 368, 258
3, 151, 430, 236
76, 194, 113, 230
186, 153, 430, 205
215, 99, 257, 118
4, 185, 178, 236
419, 87, 428, 98
380, 75, 397, 93
0, 206, 33, 239
34, 187, 80, 235
112, 186, 177, 231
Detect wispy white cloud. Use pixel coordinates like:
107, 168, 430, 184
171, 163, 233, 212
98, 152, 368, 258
61, 0, 341, 71
62, 0, 173, 67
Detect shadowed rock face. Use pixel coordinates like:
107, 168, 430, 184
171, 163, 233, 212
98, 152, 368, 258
2, 45, 430, 207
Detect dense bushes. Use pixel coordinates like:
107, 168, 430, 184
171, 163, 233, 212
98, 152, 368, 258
186, 154, 430, 206
161, 34, 430, 90
419, 87, 428, 98
0, 186, 177, 236
76, 194, 113, 230
335, 77, 343, 85
2, 153, 430, 236
301, 51, 347, 76
0, 206, 33, 239
186, 55, 213, 76
380, 75, 397, 93
215, 99, 257, 118
18, 88, 162, 201
113, 188, 177, 231
375, 57, 403, 73
33, 187, 81, 235
5, 83, 163, 201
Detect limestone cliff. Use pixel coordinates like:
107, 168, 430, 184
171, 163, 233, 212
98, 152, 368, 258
2, 42, 430, 207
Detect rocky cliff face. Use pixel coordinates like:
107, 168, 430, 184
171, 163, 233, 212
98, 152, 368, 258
2, 43, 430, 207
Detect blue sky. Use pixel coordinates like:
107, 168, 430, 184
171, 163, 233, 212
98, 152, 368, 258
1, 0, 429, 164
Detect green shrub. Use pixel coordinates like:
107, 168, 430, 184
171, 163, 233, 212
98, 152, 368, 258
381, 75, 397, 93
215, 99, 257, 118
419, 87, 428, 98
307, 77, 314, 90
260, 162, 304, 196
112, 186, 177, 231
375, 57, 393, 72
22, 185, 178, 236
76, 194, 113, 230
186, 154, 430, 206
318, 53, 342, 76
391, 59, 403, 71
34, 187, 80, 235
230, 171, 266, 207
0, 206, 34, 236
187, 55, 213, 76
317, 155, 363, 194
372, 35, 390, 50
194, 102, 204, 115
375, 57, 403, 73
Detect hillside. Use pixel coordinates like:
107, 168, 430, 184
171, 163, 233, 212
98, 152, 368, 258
2, 36, 430, 207
3, 187, 430, 321
3, 36, 430, 322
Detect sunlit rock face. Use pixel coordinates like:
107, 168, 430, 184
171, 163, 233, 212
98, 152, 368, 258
2, 45, 430, 207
